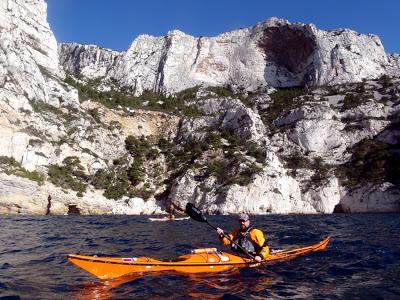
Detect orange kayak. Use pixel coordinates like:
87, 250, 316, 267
68, 237, 330, 280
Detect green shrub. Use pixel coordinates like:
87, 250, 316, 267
336, 139, 400, 187
62, 156, 83, 171
88, 108, 101, 123
204, 132, 222, 149
233, 163, 263, 186
47, 156, 87, 195
127, 158, 144, 185
205, 159, 263, 187
130, 187, 154, 200
342, 93, 366, 110
175, 85, 200, 101
263, 87, 307, 128
158, 137, 172, 151
0, 156, 45, 185
103, 179, 130, 199
378, 74, 392, 89
31, 100, 63, 115
282, 154, 310, 170
48, 165, 87, 194
91, 169, 114, 189
207, 159, 228, 178
245, 142, 266, 163
220, 130, 242, 147
206, 86, 235, 98
65, 75, 203, 116
125, 135, 151, 157
108, 121, 122, 131
309, 157, 331, 186
89, 160, 145, 200
355, 83, 366, 93
146, 148, 159, 160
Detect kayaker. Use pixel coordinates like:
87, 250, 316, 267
216, 213, 269, 262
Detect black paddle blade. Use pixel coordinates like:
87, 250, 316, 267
185, 203, 207, 222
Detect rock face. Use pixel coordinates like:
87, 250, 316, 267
0, 0, 78, 111
167, 78, 400, 214
0, 0, 173, 215
338, 183, 400, 213
178, 96, 267, 144
0, 173, 163, 215
387, 54, 400, 77
58, 43, 122, 79
1, 0, 399, 215
59, 18, 392, 95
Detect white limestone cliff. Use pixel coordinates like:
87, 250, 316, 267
0, 0, 78, 111
59, 18, 392, 95
0, 173, 163, 215
168, 152, 341, 214
0, 0, 399, 215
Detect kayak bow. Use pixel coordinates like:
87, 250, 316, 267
68, 237, 331, 280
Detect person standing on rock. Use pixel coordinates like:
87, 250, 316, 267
216, 213, 269, 262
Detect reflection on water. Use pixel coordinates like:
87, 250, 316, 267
72, 269, 276, 300
0, 214, 399, 299
72, 274, 140, 300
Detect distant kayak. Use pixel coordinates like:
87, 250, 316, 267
148, 217, 190, 222
68, 237, 331, 280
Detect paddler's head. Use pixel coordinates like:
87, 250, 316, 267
238, 213, 250, 231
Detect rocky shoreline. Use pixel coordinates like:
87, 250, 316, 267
0, 0, 399, 215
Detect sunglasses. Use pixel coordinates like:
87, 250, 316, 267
239, 219, 248, 223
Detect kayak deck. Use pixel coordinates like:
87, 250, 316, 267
68, 236, 331, 280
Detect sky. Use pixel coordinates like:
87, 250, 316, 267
47, 0, 399, 54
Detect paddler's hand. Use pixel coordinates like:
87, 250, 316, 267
216, 227, 224, 237
254, 255, 262, 262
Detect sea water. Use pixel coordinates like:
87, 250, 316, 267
0, 213, 399, 299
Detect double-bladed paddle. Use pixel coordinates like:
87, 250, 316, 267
185, 203, 268, 267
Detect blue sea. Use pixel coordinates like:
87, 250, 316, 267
0, 213, 399, 299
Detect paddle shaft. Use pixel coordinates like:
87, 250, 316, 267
205, 220, 263, 261
205, 220, 270, 270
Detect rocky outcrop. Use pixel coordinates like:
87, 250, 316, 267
168, 152, 341, 214
58, 43, 122, 79
168, 79, 400, 214
309, 27, 387, 86
0, 173, 163, 215
0, 0, 81, 172
272, 97, 394, 164
387, 54, 400, 77
0, 0, 78, 111
178, 95, 267, 144
338, 183, 400, 212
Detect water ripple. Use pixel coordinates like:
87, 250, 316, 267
0, 214, 399, 299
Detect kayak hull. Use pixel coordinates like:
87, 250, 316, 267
68, 236, 331, 280
68, 252, 249, 279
